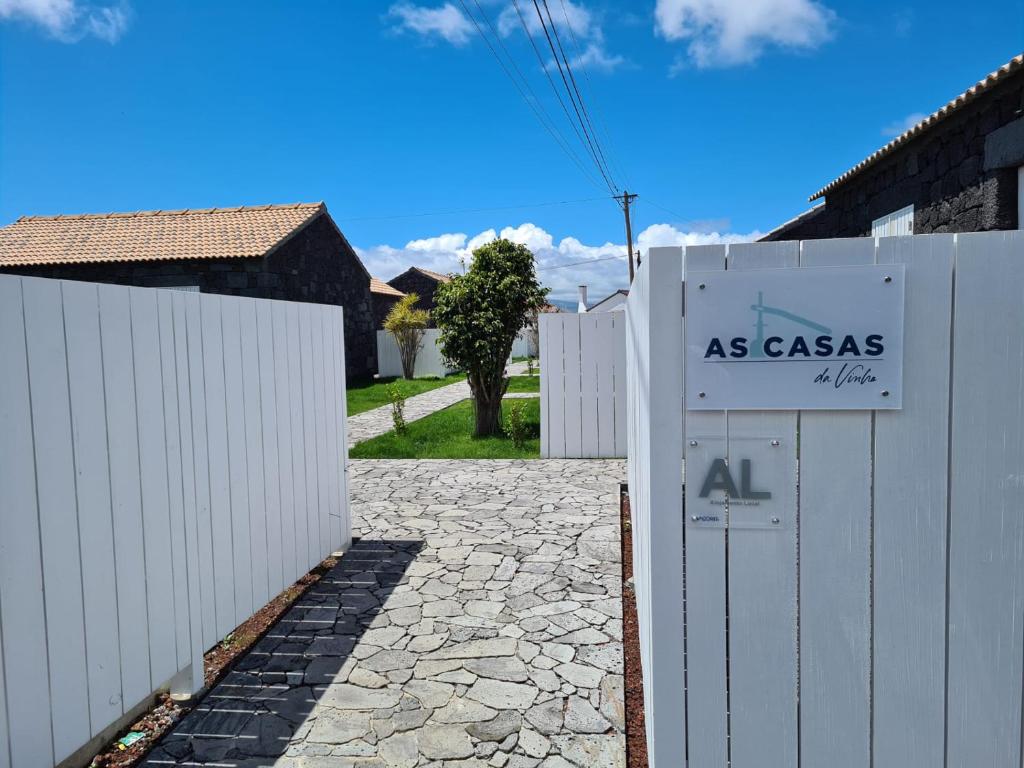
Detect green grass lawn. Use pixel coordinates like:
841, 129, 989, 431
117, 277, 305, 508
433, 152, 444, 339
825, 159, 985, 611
349, 397, 540, 459
346, 373, 464, 416
505, 375, 540, 393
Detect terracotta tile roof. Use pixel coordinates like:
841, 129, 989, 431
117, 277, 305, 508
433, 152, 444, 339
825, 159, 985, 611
370, 277, 405, 297
0, 202, 326, 267
809, 53, 1024, 201
414, 266, 452, 283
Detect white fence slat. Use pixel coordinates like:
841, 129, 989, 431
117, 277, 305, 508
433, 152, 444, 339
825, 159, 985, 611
299, 304, 320, 568
873, 235, 954, 768
335, 311, 352, 551
579, 315, 600, 457
612, 313, 627, 458
256, 301, 284, 596
98, 284, 151, 709
221, 297, 253, 625
200, 294, 236, 640
311, 309, 331, 559
61, 280, 123, 730
171, 291, 204, 691
129, 287, 178, 689
157, 292, 190, 671
287, 303, 310, 572
725, 240, 799, 768
947, 231, 1024, 766
593, 313, 616, 457
626, 246, 686, 768
682, 243, 729, 767
562, 314, 583, 457
240, 299, 269, 611
798, 237, 875, 768
324, 309, 343, 551
547, 317, 566, 458
273, 302, 298, 584
0, 615, 8, 768
0, 277, 54, 768
23, 278, 92, 761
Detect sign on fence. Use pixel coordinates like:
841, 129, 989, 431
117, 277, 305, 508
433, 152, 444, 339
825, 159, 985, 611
685, 264, 905, 409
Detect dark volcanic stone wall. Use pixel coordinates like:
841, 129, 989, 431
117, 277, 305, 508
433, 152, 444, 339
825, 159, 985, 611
3, 213, 378, 380
767, 71, 1023, 241
387, 270, 446, 323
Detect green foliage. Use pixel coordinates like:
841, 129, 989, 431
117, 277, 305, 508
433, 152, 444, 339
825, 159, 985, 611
385, 383, 408, 435
526, 357, 535, 376
504, 400, 528, 448
384, 293, 430, 379
346, 373, 464, 416
350, 398, 540, 459
433, 239, 548, 436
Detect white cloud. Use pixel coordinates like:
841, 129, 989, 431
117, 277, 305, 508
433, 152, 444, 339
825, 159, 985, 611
355, 220, 762, 303
655, 0, 835, 68
497, 0, 627, 73
881, 111, 927, 138
0, 0, 130, 42
387, 2, 473, 46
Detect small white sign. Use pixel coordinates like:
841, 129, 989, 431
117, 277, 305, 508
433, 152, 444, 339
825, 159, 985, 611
685, 265, 904, 410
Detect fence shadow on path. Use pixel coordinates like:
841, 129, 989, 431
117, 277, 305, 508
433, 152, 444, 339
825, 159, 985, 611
143, 537, 424, 766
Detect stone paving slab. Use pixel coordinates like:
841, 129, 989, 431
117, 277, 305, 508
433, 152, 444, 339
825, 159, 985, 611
347, 362, 537, 448
144, 459, 626, 768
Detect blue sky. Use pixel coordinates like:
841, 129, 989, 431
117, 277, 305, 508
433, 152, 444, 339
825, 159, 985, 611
1, 0, 1021, 299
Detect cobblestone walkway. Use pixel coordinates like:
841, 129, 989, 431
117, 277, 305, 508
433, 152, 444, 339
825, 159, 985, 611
144, 459, 625, 768
347, 362, 536, 448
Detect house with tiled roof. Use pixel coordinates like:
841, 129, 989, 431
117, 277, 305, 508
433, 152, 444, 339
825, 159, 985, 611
387, 265, 452, 322
369, 276, 406, 328
0, 202, 378, 379
764, 53, 1024, 241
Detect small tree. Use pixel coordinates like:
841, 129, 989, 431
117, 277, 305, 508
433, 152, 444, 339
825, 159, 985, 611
384, 293, 429, 380
433, 239, 548, 437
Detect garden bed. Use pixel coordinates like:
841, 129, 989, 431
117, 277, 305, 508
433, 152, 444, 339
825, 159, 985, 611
621, 487, 650, 768
349, 397, 540, 459
346, 373, 464, 415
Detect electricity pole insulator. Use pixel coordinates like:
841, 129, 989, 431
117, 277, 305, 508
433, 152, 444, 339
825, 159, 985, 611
615, 191, 638, 283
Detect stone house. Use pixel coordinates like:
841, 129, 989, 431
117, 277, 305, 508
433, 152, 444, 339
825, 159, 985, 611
370, 277, 406, 328
387, 266, 451, 323
0, 202, 378, 380
764, 54, 1024, 241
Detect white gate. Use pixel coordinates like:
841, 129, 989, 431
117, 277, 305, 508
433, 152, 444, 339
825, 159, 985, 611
539, 312, 627, 458
0, 276, 351, 768
627, 232, 1024, 767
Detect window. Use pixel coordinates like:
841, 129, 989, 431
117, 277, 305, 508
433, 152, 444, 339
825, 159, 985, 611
872, 204, 914, 237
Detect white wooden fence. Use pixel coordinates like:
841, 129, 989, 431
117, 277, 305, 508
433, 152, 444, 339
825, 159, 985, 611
0, 275, 351, 768
627, 232, 1024, 767
539, 312, 627, 458
376, 328, 458, 379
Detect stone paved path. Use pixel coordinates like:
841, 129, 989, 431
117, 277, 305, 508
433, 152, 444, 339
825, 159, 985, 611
144, 459, 625, 768
347, 362, 537, 448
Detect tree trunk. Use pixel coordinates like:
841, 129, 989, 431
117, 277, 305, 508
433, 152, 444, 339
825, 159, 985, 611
470, 372, 507, 437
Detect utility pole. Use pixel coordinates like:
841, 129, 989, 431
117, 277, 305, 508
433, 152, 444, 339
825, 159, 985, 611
615, 191, 638, 282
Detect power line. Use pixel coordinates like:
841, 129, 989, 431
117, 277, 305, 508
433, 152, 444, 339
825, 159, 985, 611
643, 197, 687, 221
537, 254, 623, 271
335, 195, 610, 222
556, 0, 630, 190
538, 0, 618, 193
508, 0, 613, 201
530, 0, 618, 195
455, 0, 603, 190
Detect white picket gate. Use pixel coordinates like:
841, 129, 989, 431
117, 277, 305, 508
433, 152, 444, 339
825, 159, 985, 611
0, 275, 351, 768
627, 232, 1024, 767
539, 312, 627, 458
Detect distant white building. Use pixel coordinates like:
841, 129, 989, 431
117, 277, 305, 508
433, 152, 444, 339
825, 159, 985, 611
577, 284, 628, 313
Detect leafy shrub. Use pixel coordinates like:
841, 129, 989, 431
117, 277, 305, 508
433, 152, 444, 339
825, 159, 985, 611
386, 383, 408, 435
504, 400, 528, 448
